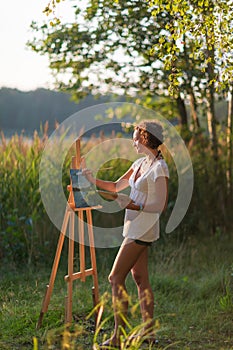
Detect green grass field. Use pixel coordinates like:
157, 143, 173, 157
0, 233, 232, 350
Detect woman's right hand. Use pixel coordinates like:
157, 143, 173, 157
116, 193, 132, 209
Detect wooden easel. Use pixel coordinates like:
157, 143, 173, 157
37, 139, 101, 329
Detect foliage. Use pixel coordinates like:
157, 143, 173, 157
0, 128, 232, 265
28, 0, 233, 136
149, 0, 233, 152
0, 130, 45, 264
40, 0, 233, 94
28, 0, 188, 123
149, 0, 233, 92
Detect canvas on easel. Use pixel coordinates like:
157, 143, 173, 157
70, 169, 99, 208
37, 138, 103, 329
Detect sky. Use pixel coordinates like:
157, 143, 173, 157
0, 0, 74, 91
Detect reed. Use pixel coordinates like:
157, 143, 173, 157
0, 126, 232, 266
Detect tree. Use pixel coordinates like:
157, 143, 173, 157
150, 0, 233, 153
29, 0, 233, 143
29, 0, 193, 128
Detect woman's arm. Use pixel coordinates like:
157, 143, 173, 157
142, 176, 169, 214
117, 176, 169, 213
82, 167, 133, 193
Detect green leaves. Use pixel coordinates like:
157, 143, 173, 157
150, 0, 233, 92
28, 0, 233, 136
29, 1, 171, 100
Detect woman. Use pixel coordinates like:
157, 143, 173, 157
83, 120, 169, 348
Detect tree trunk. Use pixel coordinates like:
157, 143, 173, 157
175, 94, 188, 126
226, 86, 233, 199
182, 33, 200, 132
189, 91, 200, 131
206, 50, 218, 159
206, 86, 218, 156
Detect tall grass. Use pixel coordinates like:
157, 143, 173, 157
0, 128, 48, 264
0, 126, 232, 266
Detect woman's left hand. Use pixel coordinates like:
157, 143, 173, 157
116, 193, 132, 209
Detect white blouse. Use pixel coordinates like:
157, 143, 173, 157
123, 157, 169, 242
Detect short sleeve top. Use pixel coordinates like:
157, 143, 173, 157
122, 157, 169, 242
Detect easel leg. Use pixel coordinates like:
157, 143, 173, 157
37, 208, 70, 329
65, 210, 75, 324
78, 210, 86, 282
86, 210, 103, 326
86, 210, 99, 304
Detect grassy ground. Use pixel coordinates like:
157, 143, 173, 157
0, 233, 232, 350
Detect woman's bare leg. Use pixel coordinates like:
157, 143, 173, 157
104, 238, 147, 346
131, 247, 154, 335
